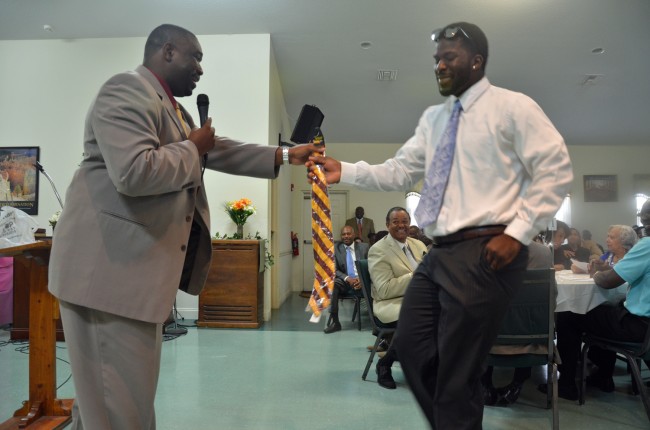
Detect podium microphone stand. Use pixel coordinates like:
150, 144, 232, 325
164, 300, 187, 335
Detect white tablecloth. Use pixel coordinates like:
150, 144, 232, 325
555, 270, 628, 314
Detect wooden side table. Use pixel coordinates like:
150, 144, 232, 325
197, 240, 264, 328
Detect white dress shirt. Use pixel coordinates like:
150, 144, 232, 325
339, 77, 573, 244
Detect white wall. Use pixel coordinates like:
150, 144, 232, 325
268, 47, 296, 310
567, 145, 648, 245
0, 34, 279, 321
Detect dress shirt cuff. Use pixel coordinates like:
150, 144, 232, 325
504, 218, 536, 245
340, 162, 358, 185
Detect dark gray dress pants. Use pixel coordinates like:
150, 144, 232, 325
395, 236, 528, 429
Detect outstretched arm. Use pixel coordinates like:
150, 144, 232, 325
307, 155, 342, 184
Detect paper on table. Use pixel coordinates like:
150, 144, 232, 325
571, 259, 589, 272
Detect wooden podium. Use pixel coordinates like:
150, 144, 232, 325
11, 255, 65, 342
197, 240, 264, 328
0, 241, 73, 430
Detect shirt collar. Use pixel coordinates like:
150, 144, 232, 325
145, 66, 178, 108
450, 76, 490, 113
386, 234, 407, 249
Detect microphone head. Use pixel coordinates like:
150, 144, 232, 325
197, 94, 209, 107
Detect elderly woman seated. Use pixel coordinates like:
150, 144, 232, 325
572, 225, 637, 274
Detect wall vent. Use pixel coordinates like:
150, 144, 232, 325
377, 70, 398, 81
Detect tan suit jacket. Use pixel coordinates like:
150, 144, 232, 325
48, 65, 278, 323
345, 217, 375, 243
368, 235, 427, 323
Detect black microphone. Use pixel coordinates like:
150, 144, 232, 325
197, 94, 209, 126
33, 161, 64, 209
196, 94, 210, 168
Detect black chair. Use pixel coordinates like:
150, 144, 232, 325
579, 325, 650, 422
327, 287, 363, 331
487, 268, 559, 430
355, 259, 396, 380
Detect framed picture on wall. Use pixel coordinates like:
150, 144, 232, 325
0, 147, 40, 215
584, 174, 617, 202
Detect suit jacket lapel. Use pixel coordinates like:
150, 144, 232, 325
354, 245, 364, 261
387, 238, 411, 269
337, 242, 347, 272
406, 238, 424, 263
135, 65, 188, 140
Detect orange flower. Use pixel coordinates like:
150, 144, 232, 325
225, 198, 256, 226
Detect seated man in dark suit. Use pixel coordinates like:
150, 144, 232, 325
324, 225, 369, 334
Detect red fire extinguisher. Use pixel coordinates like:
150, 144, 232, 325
291, 232, 300, 256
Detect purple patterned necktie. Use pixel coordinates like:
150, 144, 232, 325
415, 99, 463, 228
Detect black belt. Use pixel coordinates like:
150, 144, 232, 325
433, 225, 506, 246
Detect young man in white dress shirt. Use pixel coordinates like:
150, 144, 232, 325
308, 22, 572, 429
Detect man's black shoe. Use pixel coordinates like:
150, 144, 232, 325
483, 384, 498, 406
586, 373, 615, 393
376, 363, 396, 389
324, 322, 341, 334
537, 383, 579, 401
495, 381, 523, 406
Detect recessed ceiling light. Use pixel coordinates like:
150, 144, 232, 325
591, 47, 605, 54
43, 24, 54, 32
360, 41, 372, 50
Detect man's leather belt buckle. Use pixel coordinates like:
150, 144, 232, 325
433, 225, 506, 246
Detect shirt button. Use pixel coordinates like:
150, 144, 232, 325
181, 245, 187, 252
185, 216, 192, 222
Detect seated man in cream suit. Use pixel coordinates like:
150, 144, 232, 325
369, 206, 427, 389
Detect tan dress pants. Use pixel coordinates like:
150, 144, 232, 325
59, 300, 162, 430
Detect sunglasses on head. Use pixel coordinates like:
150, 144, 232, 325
431, 26, 471, 43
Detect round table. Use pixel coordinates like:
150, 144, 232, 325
555, 270, 628, 314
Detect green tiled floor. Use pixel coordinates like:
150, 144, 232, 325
1, 294, 648, 429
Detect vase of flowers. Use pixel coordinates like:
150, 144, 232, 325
225, 198, 255, 238
49, 210, 61, 232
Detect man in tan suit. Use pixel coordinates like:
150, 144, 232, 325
345, 206, 375, 243
48, 24, 320, 430
368, 207, 427, 389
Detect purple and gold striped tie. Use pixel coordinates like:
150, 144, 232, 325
308, 135, 335, 317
